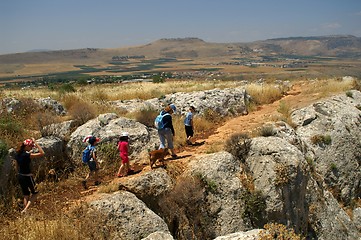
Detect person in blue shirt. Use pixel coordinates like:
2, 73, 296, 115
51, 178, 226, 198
184, 106, 196, 145
158, 104, 178, 158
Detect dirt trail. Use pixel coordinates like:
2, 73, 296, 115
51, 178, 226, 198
179, 82, 321, 156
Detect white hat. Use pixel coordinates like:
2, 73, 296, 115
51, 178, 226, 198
121, 132, 129, 137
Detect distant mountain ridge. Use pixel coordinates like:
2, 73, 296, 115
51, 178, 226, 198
0, 35, 360, 65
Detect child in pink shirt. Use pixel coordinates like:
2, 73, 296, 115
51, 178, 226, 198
117, 132, 130, 177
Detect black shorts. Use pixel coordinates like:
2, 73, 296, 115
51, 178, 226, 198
185, 125, 194, 138
18, 174, 38, 196
87, 160, 97, 172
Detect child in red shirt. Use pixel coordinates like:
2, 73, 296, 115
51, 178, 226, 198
117, 132, 130, 177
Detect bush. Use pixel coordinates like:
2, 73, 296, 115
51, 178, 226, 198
259, 223, 303, 240
203, 108, 222, 123
67, 100, 96, 125
259, 124, 276, 137
134, 107, 158, 128
241, 190, 267, 227
158, 175, 215, 239
224, 133, 251, 161
310, 134, 332, 147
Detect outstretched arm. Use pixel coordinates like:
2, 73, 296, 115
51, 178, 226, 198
30, 139, 45, 158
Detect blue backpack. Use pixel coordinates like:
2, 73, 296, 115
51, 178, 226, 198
82, 145, 95, 163
154, 113, 170, 129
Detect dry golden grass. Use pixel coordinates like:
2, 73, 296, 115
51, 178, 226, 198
245, 83, 285, 105
303, 78, 354, 98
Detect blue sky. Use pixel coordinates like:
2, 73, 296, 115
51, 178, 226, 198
1, 0, 361, 55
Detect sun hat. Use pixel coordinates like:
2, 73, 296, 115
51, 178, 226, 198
121, 132, 129, 137
23, 139, 35, 147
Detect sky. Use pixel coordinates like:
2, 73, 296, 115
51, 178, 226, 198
1, 0, 361, 55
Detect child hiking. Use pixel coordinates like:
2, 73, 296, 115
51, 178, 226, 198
184, 106, 196, 145
82, 135, 100, 189
117, 132, 130, 177
14, 138, 45, 213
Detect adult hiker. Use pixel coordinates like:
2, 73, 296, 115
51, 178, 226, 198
14, 138, 45, 213
156, 103, 178, 158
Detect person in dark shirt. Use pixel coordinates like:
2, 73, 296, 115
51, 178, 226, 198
14, 138, 45, 213
158, 104, 177, 158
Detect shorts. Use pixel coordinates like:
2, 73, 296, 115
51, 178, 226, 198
18, 174, 38, 196
87, 160, 97, 172
185, 125, 194, 138
121, 156, 129, 164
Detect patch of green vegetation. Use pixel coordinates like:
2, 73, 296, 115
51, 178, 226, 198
241, 190, 266, 227
0, 140, 8, 169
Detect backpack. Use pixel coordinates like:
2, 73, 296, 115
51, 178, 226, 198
154, 113, 170, 129
82, 145, 95, 163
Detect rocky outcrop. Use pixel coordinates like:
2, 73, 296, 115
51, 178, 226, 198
89, 191, 170, 240
245, 136, 309, 233
111, 87, 249, 116
36, 97, 67, 115
119, 168, 174, 200
291, 90, 361, 204
183, 151, 247, 237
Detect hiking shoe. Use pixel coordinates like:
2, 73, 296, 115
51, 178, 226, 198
82, 180, 88, 189
94, 181, 101, 186
171, 154, 178, 159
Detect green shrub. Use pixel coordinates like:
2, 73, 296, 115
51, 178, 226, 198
345, 91, 353, 98
0, 140, 8, 168
59, 83, 76, 94
224, 133, 251, 162
241, 190, 266, 227
158, 175, 215, 239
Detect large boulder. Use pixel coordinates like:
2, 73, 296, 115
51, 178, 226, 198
182, 151, 248, 237
244, 136, 309, 234
36, 97, 67, 115
89, 191, 170, 240
291, 90, 361, 204
119, 168, 174, 200
67, 113, 159, 166
305, 178, 360, 240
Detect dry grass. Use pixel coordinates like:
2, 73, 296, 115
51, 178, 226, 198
303, 78, 354, 98
245, 83, 285, 105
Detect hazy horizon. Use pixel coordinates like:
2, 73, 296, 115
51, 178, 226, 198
1, 0, 361, 55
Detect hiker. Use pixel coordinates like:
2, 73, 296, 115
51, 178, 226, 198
14, 138, 45, 213
82, 136, 100, 189
157, 104, 177, 158
117, 132, 130, 177
184, 106, 196, 145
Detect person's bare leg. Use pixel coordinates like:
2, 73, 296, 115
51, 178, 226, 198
22, 193, 37, 213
